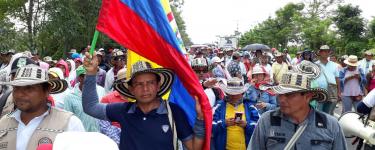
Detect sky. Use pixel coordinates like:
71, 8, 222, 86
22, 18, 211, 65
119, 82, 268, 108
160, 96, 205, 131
182, 0, 375, 44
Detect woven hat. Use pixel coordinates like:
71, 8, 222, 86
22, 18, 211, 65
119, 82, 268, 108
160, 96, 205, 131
48, 67, 64, 80
219, 77, 248, 95
319, 45, 330, 50
112, 50, 124, 57
295, 60, 321, 79
0, 50, 6, 55
252, 65, 267, 75
2, 64, 68, 94
344, 55, 359, 67
211, 56, 223, 63
274, 51, 283, 57
191, 57, 209, 71
43, 56, 53, 62
7, 49, 15, 54
364, 50, 373, 56
10, 57, 37, 74
113, 61, 174, 99
23, 51, 33, 58
271, 72, 328, 102
69, 49, 77, 53
224, 48, 234, 52
96, 51, 104, 56
116, 68, 127, 80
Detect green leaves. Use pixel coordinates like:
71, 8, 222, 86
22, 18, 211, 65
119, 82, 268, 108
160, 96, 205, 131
240, 1, 373, 56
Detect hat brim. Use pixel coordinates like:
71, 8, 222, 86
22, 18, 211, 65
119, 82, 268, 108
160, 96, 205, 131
296, 61, 321, 79
113, 68, 174, 99
219, 83, 249, 95
271, 85, 328, 102
5, 79, 47, 87
344, 60, 358, 66
3, 79, 67, 94
49, 79, 68, 94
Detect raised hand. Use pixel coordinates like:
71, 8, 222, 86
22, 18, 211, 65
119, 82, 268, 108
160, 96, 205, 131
83, 52, 99, 75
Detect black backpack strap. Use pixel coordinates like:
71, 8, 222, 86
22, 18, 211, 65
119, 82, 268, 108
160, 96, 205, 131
270, 111, 281, 126
0, 88, 12, 114
315, 111, 327, 128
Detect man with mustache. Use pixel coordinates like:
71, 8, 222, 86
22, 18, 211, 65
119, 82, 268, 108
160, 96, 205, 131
0, 65, 85, 150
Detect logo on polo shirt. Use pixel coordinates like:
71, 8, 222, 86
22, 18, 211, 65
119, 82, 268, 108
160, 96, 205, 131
38, 137, 53, 145
162, 125, 169, 133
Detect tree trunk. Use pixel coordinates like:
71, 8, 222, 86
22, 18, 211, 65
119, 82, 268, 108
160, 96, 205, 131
27, 0, 34, 51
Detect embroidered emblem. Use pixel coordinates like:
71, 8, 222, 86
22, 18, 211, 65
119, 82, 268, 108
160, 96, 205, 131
162, 125, 169, 133
0, 142, 7, 149
38, 137, 52, 145
16, 58, 27, 68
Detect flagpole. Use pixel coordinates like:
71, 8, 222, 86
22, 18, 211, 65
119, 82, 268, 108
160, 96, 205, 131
89, 30, 100, 55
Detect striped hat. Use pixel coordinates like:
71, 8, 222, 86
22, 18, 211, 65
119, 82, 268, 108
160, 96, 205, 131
219, 77, 249, 95
2, 64, 68, 94
271, 72, 328, 102
295, 60, 321, 79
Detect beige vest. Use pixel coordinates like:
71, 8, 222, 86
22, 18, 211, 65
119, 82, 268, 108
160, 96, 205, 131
0, 107, 73, 150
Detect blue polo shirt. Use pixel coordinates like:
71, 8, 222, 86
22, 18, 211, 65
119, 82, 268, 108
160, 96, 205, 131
106, 101, 193, 150
314, 60, 339, 89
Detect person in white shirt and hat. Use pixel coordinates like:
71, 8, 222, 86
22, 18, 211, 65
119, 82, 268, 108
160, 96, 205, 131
0, 64, 85, 150
339, 55, 367, 114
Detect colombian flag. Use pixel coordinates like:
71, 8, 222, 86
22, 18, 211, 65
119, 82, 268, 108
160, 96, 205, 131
96, 0, 212, 149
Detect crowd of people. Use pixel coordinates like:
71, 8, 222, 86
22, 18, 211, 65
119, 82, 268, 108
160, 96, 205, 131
1, 44, 375, 150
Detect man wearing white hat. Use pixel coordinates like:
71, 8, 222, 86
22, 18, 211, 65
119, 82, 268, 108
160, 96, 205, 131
272, 51, 288, 84
211, 56, 227, 79
0, 65, 85, 150
0, 50, 13, 70
339, 55, 367, 114
249, 71, 347, 150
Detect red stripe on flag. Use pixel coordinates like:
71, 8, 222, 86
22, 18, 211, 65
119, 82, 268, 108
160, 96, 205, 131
96, 0, 212, 149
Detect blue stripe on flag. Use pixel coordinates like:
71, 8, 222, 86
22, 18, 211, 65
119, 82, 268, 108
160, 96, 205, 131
120, 0, 183, 54
168, 75, 196, 127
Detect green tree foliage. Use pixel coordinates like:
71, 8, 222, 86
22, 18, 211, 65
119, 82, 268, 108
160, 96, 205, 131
0, 19, 16, 50
171, 3, 193, 46
239, 3, 304, 50
38, 0, 102, 58
367, 18, 375, 49
332, 4, 366, 55
0, 0, 192, 58
240, 1, 374, 57
300, 17, 334, 50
